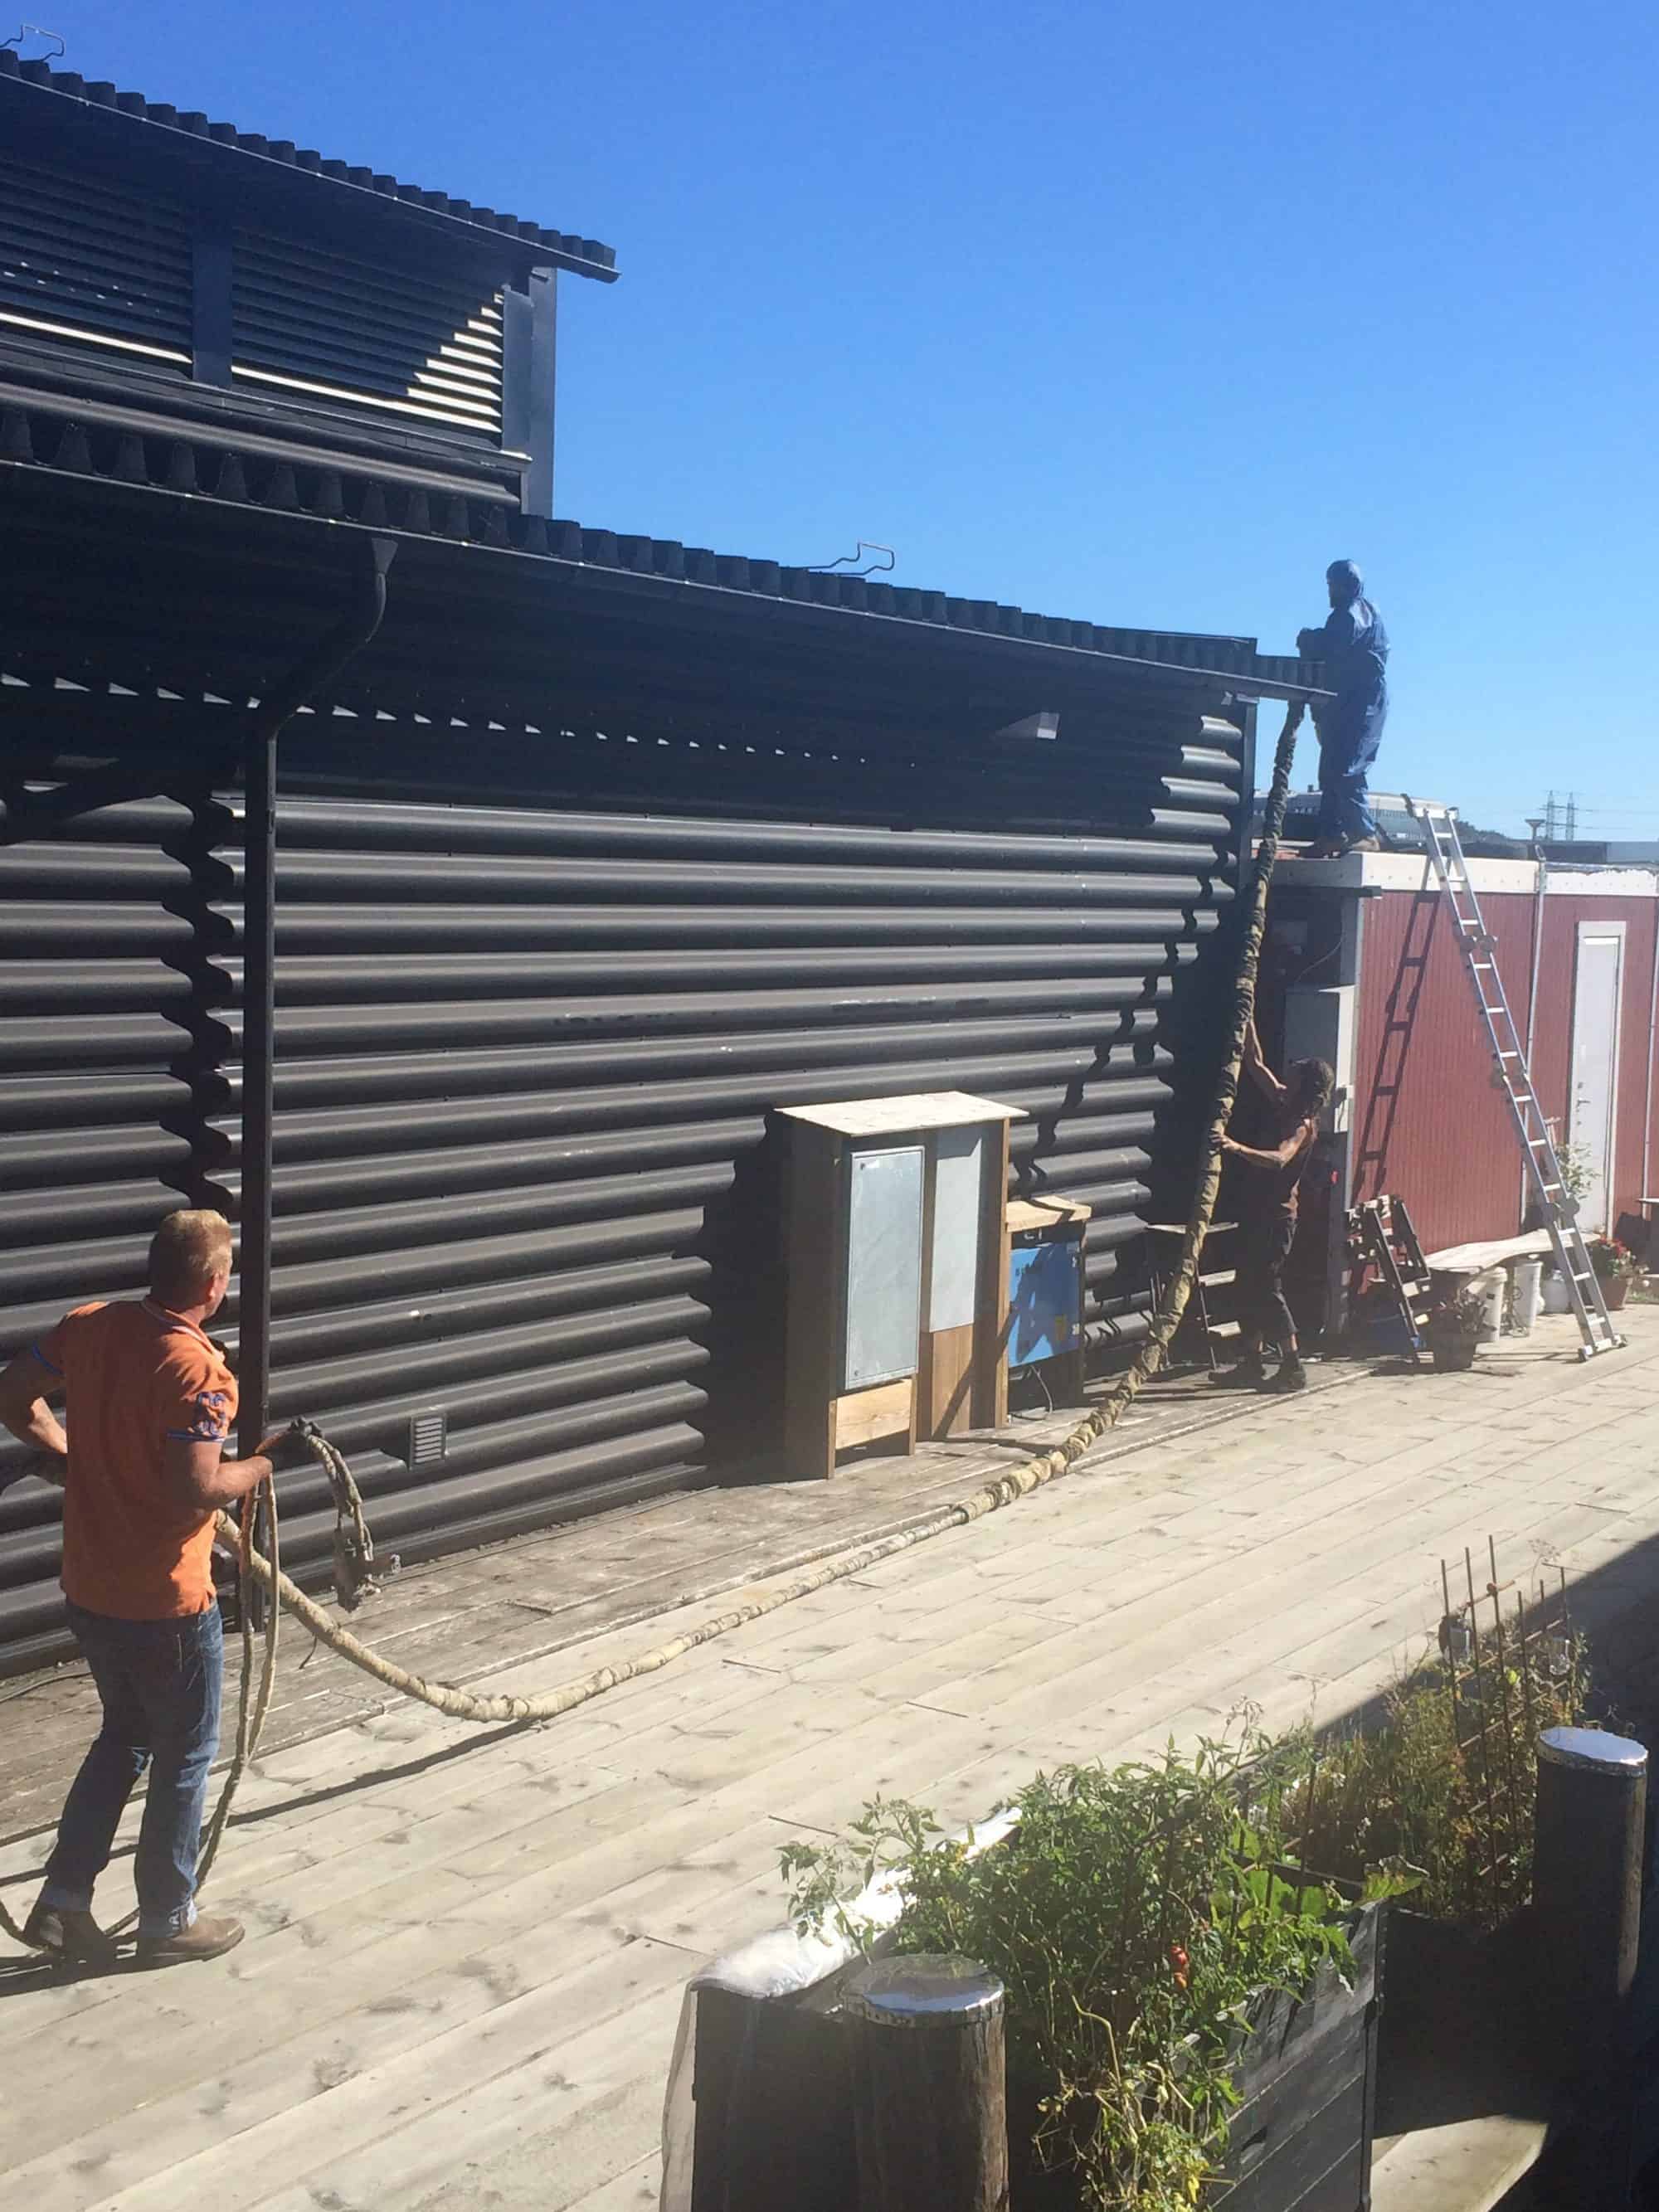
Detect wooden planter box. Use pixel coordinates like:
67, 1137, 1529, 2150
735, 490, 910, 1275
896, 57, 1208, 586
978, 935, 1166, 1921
1373, 1907, 1550, 2144
687, 1906, 1379, 2212
1214, 1907, 1380, 2212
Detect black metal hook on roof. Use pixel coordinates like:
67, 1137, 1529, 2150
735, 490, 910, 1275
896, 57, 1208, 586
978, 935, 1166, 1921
805, 541, 896, 578
2, 22, 66, 56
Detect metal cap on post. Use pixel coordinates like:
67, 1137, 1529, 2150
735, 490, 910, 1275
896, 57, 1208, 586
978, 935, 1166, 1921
844, 1954, 1008, 2212
1532, 1725, 1647, 2205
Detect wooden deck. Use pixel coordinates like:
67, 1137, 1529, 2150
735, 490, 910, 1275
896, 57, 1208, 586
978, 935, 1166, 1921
3, 1310, 1657, 2211
0, 1373, 1259, 1845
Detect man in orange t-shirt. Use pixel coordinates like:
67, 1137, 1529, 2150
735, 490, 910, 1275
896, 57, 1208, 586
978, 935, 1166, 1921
0, 1210, 277, 1968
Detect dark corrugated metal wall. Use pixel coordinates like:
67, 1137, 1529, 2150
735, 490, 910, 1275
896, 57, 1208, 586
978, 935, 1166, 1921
0, 708, 1243, 1665
0, 790, 231, 1655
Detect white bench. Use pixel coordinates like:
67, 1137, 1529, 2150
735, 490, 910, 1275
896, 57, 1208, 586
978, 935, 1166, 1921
1423, 1230, 1553, 1275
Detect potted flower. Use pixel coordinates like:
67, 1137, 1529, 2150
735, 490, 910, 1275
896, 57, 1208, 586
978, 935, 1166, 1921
1426, 1288, 1485, 1371
1588, 1235, 1636, 1310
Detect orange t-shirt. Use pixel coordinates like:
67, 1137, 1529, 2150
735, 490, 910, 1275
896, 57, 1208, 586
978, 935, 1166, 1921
32, 1300, 238, 1621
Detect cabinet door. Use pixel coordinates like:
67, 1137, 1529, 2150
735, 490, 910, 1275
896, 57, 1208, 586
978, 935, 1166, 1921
842, 1145, 924, 1391
928, 1125, 987, 1331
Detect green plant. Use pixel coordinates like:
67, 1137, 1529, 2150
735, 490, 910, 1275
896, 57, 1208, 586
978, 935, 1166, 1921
781, 1740, 1354, 2211
1284, 1629, 1588, 1928
1556, 1126, 1594, 1208
1588, 1235, 1636, 1281
1428, 1289, 1486, 1341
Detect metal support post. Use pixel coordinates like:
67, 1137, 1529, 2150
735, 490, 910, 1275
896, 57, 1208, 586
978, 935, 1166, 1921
1532, 1724, 1647, 2205
237, 535, 397, 1464
845, 1954, 1007, 2212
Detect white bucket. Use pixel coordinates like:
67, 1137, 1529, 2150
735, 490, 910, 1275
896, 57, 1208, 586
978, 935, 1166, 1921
1471, 1269, 1506, 1343
1541, 1271, 1574, 1315
1510, 1257, 1544, 1334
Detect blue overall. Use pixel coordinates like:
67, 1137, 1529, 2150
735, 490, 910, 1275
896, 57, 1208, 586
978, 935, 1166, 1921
1297, 596, 1389, 846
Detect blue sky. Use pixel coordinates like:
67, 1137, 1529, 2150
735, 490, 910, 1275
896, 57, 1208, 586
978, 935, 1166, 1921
35, 3, 1659, 834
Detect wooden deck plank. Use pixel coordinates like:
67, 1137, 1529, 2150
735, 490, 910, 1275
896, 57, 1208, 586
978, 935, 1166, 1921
2, 1316, 1657, 2212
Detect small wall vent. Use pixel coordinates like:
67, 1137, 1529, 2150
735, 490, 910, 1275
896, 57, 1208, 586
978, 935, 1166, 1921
408, 1407, 448, 1466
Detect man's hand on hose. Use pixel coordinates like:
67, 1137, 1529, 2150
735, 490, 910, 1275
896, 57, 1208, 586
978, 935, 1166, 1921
185, 1416, 314, 1518
254, 1416, 314, 1469
1239, 1021, 1287, 1103
164, 1437, 277, 1514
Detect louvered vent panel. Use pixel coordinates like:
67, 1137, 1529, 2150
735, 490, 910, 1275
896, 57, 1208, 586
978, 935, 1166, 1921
231, 229, 505, 438
0, 153, 192, 366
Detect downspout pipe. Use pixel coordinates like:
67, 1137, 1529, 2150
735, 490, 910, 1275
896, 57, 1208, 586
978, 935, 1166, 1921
1644, 872, 1659, 1208
237, 536, 397, 1465
1524, 835, 1549, 1228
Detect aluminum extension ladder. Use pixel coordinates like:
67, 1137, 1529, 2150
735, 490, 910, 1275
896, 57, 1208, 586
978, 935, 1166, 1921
1404, 797, 1623, 1359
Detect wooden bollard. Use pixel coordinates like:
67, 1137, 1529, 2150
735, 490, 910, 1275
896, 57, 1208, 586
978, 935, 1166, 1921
1532, 1724, 1647, 2204
844, 1952, 1008, 2212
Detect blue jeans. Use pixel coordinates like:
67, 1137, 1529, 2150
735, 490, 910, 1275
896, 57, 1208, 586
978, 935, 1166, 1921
1315, 703, 1386, 847
41, 1602, 222, 1939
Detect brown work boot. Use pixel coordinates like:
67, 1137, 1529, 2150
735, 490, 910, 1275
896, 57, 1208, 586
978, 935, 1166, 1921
22, 1898, 120, 1966
136, 1913, 246, 1968
1210, 1353, 1267, 1389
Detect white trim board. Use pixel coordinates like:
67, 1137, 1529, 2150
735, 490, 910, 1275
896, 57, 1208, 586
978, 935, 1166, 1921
1280, 854, 1659, 899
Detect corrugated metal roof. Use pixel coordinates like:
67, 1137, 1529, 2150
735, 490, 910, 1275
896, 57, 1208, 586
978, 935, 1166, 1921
0, 392, 1323, 698
0, 49, 617, 279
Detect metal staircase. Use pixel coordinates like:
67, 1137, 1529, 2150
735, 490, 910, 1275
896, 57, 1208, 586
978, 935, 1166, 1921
1405, 797, 1623, 1359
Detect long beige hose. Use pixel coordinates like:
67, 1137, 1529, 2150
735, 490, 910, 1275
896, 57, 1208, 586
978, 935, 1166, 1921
4, 701, 1303, 1945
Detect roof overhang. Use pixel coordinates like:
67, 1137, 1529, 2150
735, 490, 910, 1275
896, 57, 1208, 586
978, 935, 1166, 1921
0, 457, 1331, 765
0, 54, 617, 281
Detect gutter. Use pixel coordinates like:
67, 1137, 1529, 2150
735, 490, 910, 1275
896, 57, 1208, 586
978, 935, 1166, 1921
0, 454, 1335, 711
1524, 838, 1549, 1228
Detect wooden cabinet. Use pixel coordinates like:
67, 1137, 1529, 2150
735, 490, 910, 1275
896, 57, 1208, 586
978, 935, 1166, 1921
778, 1093, 1024, 1480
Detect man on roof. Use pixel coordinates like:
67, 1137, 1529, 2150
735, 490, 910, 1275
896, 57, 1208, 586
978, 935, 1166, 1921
1297, 559, 1389, 860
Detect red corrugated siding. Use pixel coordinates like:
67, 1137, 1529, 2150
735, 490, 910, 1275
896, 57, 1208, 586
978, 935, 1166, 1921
1350, 885, 1659, 1251
1350, 889, 1539, 1248
1532, 897, 1659, 1231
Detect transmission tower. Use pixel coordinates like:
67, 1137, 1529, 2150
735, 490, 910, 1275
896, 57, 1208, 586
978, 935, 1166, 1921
1544, 790, 1579, 843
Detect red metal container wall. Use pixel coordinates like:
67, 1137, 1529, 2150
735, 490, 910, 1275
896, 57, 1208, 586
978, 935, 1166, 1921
1529, 896, 1659, 1232
1351, 885, 1659, 1252
1350, 888, 1539, 1250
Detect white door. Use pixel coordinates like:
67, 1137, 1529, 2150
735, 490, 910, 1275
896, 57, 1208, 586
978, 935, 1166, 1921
1569, 922, 1625, 1233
